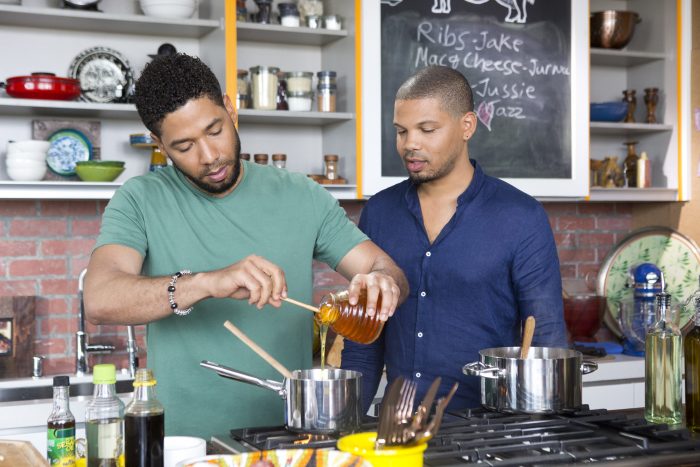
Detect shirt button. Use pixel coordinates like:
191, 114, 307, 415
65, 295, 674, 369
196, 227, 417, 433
417, 332, 423, 338
425, 251, 431, 257
415, 372, 422, 378
420, 291, 426, 297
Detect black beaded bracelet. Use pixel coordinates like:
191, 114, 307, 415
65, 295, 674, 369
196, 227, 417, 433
168, 270, 193, 316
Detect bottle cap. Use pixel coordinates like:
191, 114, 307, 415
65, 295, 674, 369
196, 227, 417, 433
93, 363, 117, 385
640, 151, 648, 160
53, 375, 70, 387
272, 153, 287, 161
324, 154, 339, 161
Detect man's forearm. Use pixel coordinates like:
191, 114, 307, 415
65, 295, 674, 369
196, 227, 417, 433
84, 270, 211, 325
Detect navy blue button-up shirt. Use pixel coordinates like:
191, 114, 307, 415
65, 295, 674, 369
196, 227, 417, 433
342, 161, 567, 412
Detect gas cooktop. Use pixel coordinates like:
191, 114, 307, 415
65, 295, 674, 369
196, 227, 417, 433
211, 406, 700, 466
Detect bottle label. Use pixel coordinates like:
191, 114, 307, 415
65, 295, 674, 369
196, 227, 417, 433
48, 426, 76, 467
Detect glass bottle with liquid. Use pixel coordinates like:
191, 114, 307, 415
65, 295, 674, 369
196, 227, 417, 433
48, 375, 76, 467
86, 364, 125, 467
125, 369, 164, 467
149, 147, 167, 172
644, 287, 682, 425
317, 289, 385, 345
684, 276, 700, 433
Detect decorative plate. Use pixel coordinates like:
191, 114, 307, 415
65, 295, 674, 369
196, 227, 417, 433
596, 226, 700, 337
68, 46, 133, 103
46, 129, 92, 176
178, 449, 371, 467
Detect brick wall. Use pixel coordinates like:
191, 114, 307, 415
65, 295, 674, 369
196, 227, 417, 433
0, 199, 631, 377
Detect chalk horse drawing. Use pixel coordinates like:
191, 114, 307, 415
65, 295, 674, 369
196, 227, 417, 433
432, 0, 451, 14
464, 0, 535, 23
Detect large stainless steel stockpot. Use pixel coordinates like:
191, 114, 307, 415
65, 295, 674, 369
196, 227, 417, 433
462, 347, 598, 414
200, 360, 362, 434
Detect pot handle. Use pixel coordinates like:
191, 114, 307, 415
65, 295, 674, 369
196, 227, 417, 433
200, 360, 286, 397
581, 360, 598, 375
462, 361, 504, 379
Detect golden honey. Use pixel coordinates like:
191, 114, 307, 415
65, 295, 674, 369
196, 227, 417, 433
317, 290, 384, 345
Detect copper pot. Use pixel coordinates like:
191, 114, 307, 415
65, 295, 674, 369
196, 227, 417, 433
591, 11, 641, 49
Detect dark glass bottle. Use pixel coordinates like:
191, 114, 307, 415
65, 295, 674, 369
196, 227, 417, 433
48, 375, 76, 467
125, 369, 165, 467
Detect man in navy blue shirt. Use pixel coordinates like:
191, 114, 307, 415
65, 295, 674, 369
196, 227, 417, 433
342, 66, 567, 413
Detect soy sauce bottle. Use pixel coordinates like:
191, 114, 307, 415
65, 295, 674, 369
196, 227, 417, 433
47, 375, 76, 467
317, 289, 384, 344
125, 369, 164, 467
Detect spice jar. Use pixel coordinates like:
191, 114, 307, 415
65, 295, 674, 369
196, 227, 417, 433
254, 153, 269, 165
278, 2, 300, 27
287, 91, 313, 111
276, 72, 288, 110
236, 0, 247, 21
249, 66, 279, 110
149, 147, 167, 172
240, 153, 251, 161
322, 15, 343, 30
253, 0, 272, 23
317, 289, 384, 344
285, 72, 313, 93
324, 154, 339, 180
305, 14, 321, 28
317, 70, 337, 87
298, 0, 323, 19
236, 69, 250, 109
317, 85, 336, 112
272, 153, 287, 169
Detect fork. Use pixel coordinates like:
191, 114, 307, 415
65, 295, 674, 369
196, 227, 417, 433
388, 379, 417, 445
374, 376, 404, 450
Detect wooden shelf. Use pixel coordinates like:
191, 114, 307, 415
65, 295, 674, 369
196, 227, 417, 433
236, 22, 346, 46
0, 181, 358, 200
0, 98, 137, 119
590, 122, 674, 135
590, 48, 667, 67
238, 109, 354, 125
0, 4, 220, 38
588, 187, 678, 202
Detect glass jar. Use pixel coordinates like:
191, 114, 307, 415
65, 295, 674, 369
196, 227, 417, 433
317, 85, 337, 112
317, 70, 337, 87
272, 153, 287, 169
317, 289, 384, 344
240, 153, 251, 161
322, 14, 343, 30
236, 0, 247, 21
253, 0, 273, 24
237, 69, 250, 96
149, 147, 167, 172
276, 72, 288, 111
298, 0, 323, 19
305, 14, 321, 28
249, 66, 279, 110
287, 91, 313, 111
254, 153, 269, 165
324, 154, 339, 180
278, 2, 300, 27
285, 71, 313, 93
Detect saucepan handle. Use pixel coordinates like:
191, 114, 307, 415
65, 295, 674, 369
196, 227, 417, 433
581, 360, 599, 375
462, 361, 504, 379
200, 360, 286, 397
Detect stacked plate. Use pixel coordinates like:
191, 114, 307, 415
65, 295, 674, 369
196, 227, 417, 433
5, 140, 49, 181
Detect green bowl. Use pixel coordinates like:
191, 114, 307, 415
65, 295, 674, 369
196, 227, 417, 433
75, 161, 126, 182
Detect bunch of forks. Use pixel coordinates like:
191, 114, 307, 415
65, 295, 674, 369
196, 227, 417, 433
374, 376, 459, 450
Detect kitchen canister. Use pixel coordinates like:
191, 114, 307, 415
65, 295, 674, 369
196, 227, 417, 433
249, 66, 280, 110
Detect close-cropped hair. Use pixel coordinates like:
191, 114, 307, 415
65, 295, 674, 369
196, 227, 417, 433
396, 66, 474, 117
134, 53, 225, 136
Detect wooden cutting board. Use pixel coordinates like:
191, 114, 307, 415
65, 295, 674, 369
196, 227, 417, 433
0, 440, 49, 467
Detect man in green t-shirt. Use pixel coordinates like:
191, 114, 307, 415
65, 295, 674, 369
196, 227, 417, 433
83, 54, 408, 438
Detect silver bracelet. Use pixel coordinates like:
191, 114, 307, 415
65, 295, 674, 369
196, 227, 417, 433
168, 270, 193, 316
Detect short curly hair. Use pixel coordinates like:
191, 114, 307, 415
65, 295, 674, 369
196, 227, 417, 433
134, 53, 225, 137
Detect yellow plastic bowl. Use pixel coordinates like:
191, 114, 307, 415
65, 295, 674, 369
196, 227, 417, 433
337, 431, 426, 467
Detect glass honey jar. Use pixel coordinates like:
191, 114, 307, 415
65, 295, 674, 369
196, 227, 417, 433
316, 289, 384, 344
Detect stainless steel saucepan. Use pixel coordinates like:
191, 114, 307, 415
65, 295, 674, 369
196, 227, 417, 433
200, 360, 362, 434
462, 347, 598, 414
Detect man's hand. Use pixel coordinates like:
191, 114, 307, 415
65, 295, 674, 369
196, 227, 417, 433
206, 255, 288, 309
347, 272, 401, 321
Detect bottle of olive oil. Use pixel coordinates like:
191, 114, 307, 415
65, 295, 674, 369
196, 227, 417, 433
644, 280, 682, 425
685, 295, 700, 432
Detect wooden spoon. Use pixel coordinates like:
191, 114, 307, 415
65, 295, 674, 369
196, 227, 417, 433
282, 297, 319, 313
520, 316, 536, 360
224, 320, 293, 380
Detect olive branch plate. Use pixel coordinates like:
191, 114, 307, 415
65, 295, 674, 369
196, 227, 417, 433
596, 226, 700, 338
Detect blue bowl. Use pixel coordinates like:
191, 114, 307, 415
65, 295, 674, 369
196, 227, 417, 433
590, 102, 628, 122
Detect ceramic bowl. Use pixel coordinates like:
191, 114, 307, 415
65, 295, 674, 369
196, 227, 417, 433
5, 151, 48, 163
7, 140, 50, 155
75, 160, 125, 182
590, 102, 628, 122
139, 0, 197, 19
7, 164, 47, 182
6, 158, 46, 170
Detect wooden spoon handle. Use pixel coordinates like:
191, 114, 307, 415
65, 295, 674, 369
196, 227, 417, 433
520, 316, 536, 360
282, 297, 319, 313
224, 320, 293, 380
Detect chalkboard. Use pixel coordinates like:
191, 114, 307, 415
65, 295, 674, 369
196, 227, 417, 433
380, 0, 572, 179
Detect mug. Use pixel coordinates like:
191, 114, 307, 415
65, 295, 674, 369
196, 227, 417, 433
164, 436, 206, 467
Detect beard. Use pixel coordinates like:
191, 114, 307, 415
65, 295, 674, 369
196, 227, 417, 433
175, 130, 242, 195
404, 150, 459, 185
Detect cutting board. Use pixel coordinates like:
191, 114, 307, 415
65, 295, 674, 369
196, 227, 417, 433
0, 440, 48, 467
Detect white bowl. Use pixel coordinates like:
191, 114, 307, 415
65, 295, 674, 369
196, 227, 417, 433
6, 158, 46, 170
7, 140, 50, 155
7, 164, 46, 182
139, 0, 197, 19
6, 151, 48, 163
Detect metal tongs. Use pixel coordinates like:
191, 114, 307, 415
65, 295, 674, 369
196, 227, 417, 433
374, 376, 459, 449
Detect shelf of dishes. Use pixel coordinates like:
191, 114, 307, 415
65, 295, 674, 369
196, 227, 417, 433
0, 98, 137, 119
0, 4, 220, 38
589, 122, 674, 135
238, 109, 354, 125
236, 21, 347, 46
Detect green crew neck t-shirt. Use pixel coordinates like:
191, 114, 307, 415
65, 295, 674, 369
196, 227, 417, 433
95, 161, 367, 438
